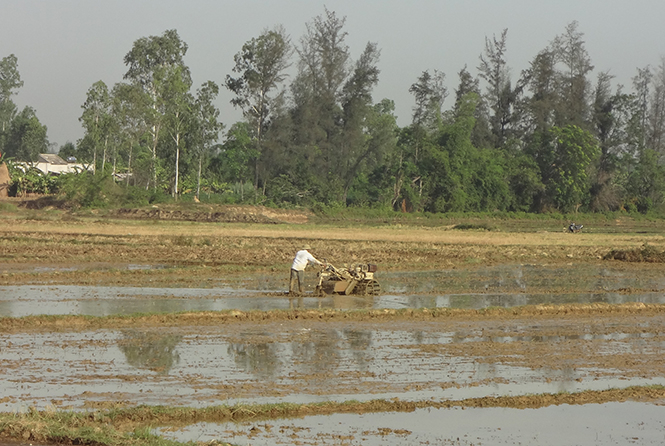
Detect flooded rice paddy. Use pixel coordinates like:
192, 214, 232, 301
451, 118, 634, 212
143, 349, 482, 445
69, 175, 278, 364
2, 264, 665, 316
2, 262, 665, 444
3, 285, 665, 316
158, 401, 665, 445
1, 314, 664, 411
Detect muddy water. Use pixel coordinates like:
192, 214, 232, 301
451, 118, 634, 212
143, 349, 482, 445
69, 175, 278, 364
1, 317, 664, 412
2, 264, 665, 316
158, 401, 665, 445
2, 285, 664, 317
2, 287, 664, 316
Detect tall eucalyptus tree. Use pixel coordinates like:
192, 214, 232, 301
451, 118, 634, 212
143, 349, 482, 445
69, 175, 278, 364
111, 82, 150, 185
123, 29, 190, 190
79, 80, 111, 173
161, 65, 193, 198
291, 7, 350, 197
193, 81, 223, 200
0, 54, 24, 152
226, 26, 291, 198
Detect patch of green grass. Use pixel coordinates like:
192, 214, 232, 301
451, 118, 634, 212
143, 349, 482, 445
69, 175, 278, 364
0, 202, 18, 213
2, 385, 664, 445
171, 235, 194, 247
452, 223, 494, 231
0, 407, 193, 446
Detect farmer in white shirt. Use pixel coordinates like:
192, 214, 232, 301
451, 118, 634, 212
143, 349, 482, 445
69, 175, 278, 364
289, 244, 323, 295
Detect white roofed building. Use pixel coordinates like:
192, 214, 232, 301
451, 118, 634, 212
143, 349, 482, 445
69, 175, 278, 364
34, 154, 90, 175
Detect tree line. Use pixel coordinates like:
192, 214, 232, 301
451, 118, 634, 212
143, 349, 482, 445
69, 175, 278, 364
2, 9, 665, 213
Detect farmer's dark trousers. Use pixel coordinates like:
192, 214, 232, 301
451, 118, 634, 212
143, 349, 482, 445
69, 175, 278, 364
289, 268, 304, 295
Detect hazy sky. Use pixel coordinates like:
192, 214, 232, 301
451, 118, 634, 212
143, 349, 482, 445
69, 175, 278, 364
2, 0, 664, 148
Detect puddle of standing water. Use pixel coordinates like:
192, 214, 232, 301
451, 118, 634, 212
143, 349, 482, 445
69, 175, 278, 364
1, 326, 664, 411
0, 285, 298, 316
2, 263, 665, 317
0, 263, 168, 273
1, 284, 665, 317
156, 401, 665, 445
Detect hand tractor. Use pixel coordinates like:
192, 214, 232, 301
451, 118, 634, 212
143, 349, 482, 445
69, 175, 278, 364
315, 262, 381, 296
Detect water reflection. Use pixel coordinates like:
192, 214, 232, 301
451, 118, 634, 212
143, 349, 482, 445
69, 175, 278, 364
1, 288, 664, 317
381, 291, 665, 310
291, 330, 342, 378
227, 334, 281, 380
118, 330, 182, 374
158, 402, 665, 445
1, 325, 665, 411
343, 329, 373, 371
226, 329, 376, 380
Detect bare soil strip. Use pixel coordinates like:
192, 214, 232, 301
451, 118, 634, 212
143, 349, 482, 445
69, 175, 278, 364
1, 217, 664, 268
1, 303, 664, 332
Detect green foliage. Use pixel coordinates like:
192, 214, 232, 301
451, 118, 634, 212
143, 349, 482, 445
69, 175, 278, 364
548, 125, 600, 210
624, 149, 665, 213
58, 141, 77, 160
217, 122, 258, 186
56, 172, 171, 208
452, 222, 494, 231
3, 107, 49, 162
0, 201, 17, 212
503, 143, 545, 212
5, 160, 57, 196
266, 174, 312, 205
419, 93, 512, 213
0, 54, 23, 151
7, 20, 665, 215
57, 172, 119, 207
528, 125, 601, 212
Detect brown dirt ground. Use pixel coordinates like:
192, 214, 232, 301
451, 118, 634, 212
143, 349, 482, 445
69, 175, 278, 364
1, 213, 663, 268
1, 212, 664, 291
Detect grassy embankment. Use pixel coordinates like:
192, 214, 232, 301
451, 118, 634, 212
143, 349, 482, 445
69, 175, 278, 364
0, 302, 664, 332
2, 385, 664, 446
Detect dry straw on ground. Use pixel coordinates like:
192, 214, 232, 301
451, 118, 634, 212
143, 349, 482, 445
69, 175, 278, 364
0, 163, 10, 198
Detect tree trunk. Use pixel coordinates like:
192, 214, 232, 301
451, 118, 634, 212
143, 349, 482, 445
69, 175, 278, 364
196, 154, 202, 200
174, 132, 180, 201
254, 157, 259, 203
102, 135, 108, 174
254, 117, 263, 203
126, 139, 133, 187
151, 124, 158, 191
112, 142, 117, 177
92, 114, 99, 175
